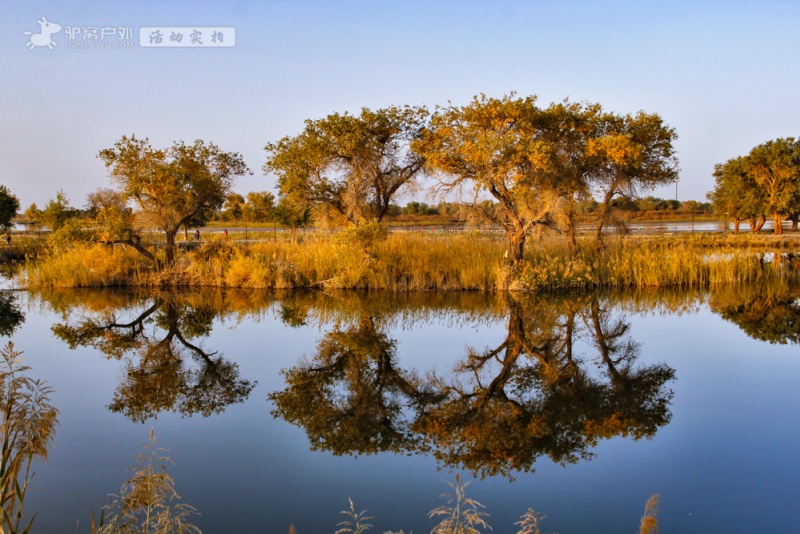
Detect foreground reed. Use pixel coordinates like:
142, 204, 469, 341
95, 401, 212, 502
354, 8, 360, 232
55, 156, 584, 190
320, 476, 658, 534
21, 232, 800, 291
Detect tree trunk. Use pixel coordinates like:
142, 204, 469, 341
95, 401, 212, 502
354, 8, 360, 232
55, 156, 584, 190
733, 217, 741, 233
594, 192, 614, 243
507, 231, 526, 263
750, 215, 766, 233
594, 211, 608, 243
773, 211, 783, 235
165, 230, 176, 265
566, 220, 577, 254
791, 213, 798, 231
563, 202, 578, 254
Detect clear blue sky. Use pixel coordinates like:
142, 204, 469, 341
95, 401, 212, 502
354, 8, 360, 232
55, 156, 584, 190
1, 0, 798, 208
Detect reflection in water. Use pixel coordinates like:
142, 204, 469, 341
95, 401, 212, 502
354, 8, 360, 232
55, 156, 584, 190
270, 314, 441, 456
50, 294, 256, 422
0, 292, 25, 337
271, 293, 676, 478
710, 282, 800, 345
40, 282, 800, 477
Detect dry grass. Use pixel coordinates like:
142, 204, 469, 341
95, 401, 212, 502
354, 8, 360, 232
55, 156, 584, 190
19, 232, 800, 291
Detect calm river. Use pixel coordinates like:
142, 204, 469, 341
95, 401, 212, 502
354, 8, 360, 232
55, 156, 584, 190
1, 285, 798, 533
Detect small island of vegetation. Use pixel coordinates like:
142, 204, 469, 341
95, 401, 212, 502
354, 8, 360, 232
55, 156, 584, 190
2, 93, 800, 292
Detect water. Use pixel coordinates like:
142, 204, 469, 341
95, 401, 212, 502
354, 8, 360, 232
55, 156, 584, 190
1, 286, 799, 533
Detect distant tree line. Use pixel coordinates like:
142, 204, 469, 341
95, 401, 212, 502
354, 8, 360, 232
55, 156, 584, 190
709, 137, 800, 234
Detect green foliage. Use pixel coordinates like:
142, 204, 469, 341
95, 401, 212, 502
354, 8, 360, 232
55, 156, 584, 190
222, 192, 245, 222
710, 137, 800, 234
242, 191, 275, 222
709, 156, 766, 230
265, 105, 428, 225
98, 135, 251, 264
93, 429, 200, 534
41, 190, 77, 231
273, 197, 311, 229
47, 219, 98, 250
21, 204, 40, 223
745, 137, 800, 234
0, 186, 20, 232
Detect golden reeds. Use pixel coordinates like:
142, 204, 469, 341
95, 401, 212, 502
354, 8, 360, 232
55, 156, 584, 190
19, 233, 800, 291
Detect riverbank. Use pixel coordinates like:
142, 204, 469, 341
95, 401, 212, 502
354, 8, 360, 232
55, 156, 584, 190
18, 232, 800, 291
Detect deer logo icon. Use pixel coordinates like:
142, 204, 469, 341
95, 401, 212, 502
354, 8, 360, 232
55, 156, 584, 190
24, 17, 62, 50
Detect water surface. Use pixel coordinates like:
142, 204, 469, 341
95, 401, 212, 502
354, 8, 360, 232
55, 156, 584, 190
1, 285, 799, 533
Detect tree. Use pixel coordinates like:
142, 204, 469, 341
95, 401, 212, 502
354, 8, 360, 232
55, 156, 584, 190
587, 110, 679, 241
85, 187, 153, 259
223, 192, 245, 222
708, 156, 765, 232
98, 135, 250, 265
413, 94, 561, 263
86, 187, 126, 219
264, 105, 428, 225
242, 191, 275, 222
0, 185, 19, 232
273, 196, 311, 230
745, 137, 800, 235
22, 203, 41, 222
41, 190, 77, 231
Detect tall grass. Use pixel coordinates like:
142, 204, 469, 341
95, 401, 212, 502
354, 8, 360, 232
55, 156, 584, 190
287, 482, 660, 534
91, 429, 200, 534
0, 342, 59, 534
23, 244, 148, 289
20, 233, 800, 292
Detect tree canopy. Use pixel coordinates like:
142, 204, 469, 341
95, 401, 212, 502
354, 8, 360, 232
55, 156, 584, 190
709, 137, 800, 234
98, 135, 250, 264
41, 190, 77, 231
413, 94, 562, 262
264, 105, 428, 225
0, 185, 19, 232
413, 94, 678, 261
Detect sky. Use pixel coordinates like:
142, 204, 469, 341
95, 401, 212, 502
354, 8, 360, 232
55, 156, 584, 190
1, 0, 798, 209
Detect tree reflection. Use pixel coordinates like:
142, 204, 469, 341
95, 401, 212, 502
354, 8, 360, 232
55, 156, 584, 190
417, 296, 674, 478
51, 295, 255, 422
0, 292, 25, 337
710, 283, 800, 344
270, 315, 440, 455
270, 293, 675, 478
